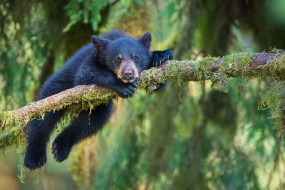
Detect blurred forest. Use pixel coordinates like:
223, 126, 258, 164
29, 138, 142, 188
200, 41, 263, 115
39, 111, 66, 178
1, 0, 285, 189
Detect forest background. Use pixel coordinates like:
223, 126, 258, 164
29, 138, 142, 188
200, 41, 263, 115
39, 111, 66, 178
1, 0, 285, 189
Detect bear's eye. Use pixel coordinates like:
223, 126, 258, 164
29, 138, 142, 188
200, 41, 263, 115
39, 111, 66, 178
114, 56, 122, 63
132, 55, 139, 62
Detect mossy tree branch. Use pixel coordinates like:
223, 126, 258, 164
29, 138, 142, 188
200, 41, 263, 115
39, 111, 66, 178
1, 51, 285, 148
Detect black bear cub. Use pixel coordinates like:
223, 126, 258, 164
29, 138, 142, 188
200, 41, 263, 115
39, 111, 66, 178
24, 30, 173, 170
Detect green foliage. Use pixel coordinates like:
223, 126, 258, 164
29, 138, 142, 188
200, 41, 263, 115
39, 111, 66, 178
140, 84, 183, 189
193, 0, 231, 55
93, 92, 150, 190
205, 147, 261, 190
64, 0, 110, 31
0, 3, 47, 108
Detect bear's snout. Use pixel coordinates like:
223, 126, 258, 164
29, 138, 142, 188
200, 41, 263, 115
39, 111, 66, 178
123, 67, 134, 80
118, 60, 139, 83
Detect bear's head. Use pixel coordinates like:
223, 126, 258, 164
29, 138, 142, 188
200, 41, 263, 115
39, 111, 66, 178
91, 32, 151, 83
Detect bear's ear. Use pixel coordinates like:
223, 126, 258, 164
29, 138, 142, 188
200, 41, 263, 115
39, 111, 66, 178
91, 35, 110, 51
138, 32, 152, 49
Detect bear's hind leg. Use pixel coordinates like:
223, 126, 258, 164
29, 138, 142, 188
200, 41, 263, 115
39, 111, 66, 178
24, 110, 65, 170
52, 101, 113, 162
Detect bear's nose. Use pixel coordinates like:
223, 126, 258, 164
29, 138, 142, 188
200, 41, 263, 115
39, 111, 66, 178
123, 70, 134, 79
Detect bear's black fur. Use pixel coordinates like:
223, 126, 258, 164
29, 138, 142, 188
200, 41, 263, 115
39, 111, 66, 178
24, 30, 173, 170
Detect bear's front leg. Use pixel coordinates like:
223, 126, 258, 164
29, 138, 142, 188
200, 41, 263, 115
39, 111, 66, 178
111, 79, 138, 98
151, 49, 173, 67
150, 49, 173, 91
76, 65, 139, 98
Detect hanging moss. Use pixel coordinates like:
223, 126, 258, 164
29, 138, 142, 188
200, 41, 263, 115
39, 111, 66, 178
211, 73, 228, 91
0, 111, 21, 130
266, 54, 285, 79
0, 126, 26, 150
262, 80, 285, 131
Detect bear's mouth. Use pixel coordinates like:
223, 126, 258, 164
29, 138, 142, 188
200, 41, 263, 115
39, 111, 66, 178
119, 77, 137, 84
